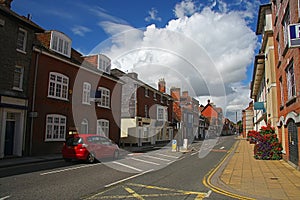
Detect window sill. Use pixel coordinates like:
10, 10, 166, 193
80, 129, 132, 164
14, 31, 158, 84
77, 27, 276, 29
16, 49, 27, 54
47, 95, 69, 102
12, 87, 23, 92
286, 96, 296, 107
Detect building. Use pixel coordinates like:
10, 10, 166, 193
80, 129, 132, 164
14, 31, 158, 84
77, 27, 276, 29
201, 100, 223, 137
272, 0, 300, 168
250, 54, 267, 131
250, 3, 278, 132
111, 69, 174, 148
242, 102, 254, 138
0, 1, 44, 158
26, 30, 122, 155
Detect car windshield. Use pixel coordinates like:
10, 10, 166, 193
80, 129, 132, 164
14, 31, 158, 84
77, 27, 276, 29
66, 137, 83, 146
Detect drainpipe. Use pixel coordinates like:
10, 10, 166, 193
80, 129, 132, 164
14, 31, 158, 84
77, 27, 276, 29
29, 47, 40, 155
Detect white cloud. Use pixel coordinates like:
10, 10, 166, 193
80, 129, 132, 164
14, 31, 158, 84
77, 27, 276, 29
145, 8, 162, 22
71, 25, 91, 36
174, 0, 197, 18
91, 3, 258, 119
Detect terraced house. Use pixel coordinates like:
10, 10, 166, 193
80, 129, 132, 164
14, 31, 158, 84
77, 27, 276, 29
0, 1, 43, 158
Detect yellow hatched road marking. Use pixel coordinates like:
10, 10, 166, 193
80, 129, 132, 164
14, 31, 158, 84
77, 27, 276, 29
84, 182, 207, 199
123, 186, 145, 200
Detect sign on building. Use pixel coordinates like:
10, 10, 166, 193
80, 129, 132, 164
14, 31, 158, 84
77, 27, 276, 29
288, 23, 300, 48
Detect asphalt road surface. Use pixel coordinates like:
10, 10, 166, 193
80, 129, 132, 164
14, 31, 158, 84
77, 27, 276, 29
0, 135, 238, 200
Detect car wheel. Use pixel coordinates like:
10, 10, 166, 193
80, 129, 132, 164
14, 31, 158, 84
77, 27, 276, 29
113, 150, 119, 160
87, 153, 95, 163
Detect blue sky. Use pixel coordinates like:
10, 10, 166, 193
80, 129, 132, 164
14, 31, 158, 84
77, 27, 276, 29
13, 0, 269, 121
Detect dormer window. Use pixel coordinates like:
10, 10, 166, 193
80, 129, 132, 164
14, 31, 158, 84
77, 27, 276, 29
98, 54, 111, 74
50, 31, 71, 58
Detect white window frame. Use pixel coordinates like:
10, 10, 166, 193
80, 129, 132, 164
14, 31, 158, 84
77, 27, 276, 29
145, 88, 149, 97
45, 114, 66, 141
287, 62, 296, 100
50, 31, 71, 58
280, 79, 284, 106
153, 92, 157, 101
97, 87, 110, 108
97, 119, 109, 137
48, 72, 69, 100
282, 7, 290, 48
16, 28, 27, 53
157, 107, 164, 121
82, 82, 91, 105
81, 119, 88, 134
98, 56, 111, 74
13, 65, 24, 91
145, 105, 148, 118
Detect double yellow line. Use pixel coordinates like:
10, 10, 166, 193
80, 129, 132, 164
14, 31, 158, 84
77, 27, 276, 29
202, 140, 256, 200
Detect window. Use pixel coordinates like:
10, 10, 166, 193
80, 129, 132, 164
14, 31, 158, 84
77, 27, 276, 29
81, 119, 88, 134
45, 114, 66, 141
50, 31, 71, 58
161, 95, 163, 103
97, 119, 109, 137
48, 72, 69, 100
286, 62, 296, 100
82, 82, 91, 104
98, 56, 111, 74
13, 65, 23, 90
153, 92, 157, 100
279, 78, 284, 106
145, 88, 149, 97
145, 105, 148, 118
282, 6, 290, 48
16, 28, 27, 52
157, 107, 164, 121
97, 87, 110, 108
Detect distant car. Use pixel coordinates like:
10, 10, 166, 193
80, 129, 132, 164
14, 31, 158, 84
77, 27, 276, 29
62, 134, 120, 163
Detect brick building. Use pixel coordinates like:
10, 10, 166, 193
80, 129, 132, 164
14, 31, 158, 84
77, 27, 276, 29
272, 0, 300, 168
0, 1, 43, 158
111, 69, 174, 148
26, 30, 122, 155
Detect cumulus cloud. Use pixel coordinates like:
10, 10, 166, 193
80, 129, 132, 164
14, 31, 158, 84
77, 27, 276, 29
174, 0, 197, 18
90, 0, 262, 121
145, 8, 162, 22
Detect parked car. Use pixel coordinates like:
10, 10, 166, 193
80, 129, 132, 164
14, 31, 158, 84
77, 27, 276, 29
62, 134, 120, 163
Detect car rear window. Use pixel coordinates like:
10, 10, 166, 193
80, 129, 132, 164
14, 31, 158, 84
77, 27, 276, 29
66, 137, 83, 146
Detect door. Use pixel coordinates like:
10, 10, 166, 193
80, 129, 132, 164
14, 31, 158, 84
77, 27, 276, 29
288, 121, 299, 166
4, 121, 15, 156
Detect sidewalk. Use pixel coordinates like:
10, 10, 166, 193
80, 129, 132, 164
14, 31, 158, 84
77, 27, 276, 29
219, 137, 300, 200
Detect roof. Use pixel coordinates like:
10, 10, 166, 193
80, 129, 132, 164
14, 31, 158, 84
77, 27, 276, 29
0, 4, 44, 32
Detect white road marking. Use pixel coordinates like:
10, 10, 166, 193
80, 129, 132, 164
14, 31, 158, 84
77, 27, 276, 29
155, 153, 179, 159
205, 190, 212, 197
129, 157, 160, 165
142, 155, 171, 162
220, 146, 225, 149
40, 163, 102, 175
112, 161, 143, 172
104, 169, 154, 188
0, 196, 11, 200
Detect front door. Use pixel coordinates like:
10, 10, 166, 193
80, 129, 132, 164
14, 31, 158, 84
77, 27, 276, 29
4, 121, 15, 156
288, 121, 299, 166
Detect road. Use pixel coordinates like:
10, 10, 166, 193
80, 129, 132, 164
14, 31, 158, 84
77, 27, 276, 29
0, 135, 238, 200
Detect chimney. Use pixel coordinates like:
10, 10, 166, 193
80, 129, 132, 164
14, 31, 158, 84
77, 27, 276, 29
182, 91, 188, 97
170, 87, 180, 101
158, 78, 166, 93
0, 0, 13, 9
128, 72, 138, 79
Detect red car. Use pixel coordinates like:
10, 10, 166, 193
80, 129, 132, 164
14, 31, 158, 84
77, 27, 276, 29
62, 134, 120, 163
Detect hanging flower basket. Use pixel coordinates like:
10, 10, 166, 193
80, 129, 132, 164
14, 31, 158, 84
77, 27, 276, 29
252, 124, 282, 160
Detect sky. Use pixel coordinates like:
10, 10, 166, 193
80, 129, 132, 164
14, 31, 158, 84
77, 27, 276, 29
13, 0, 270, 122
